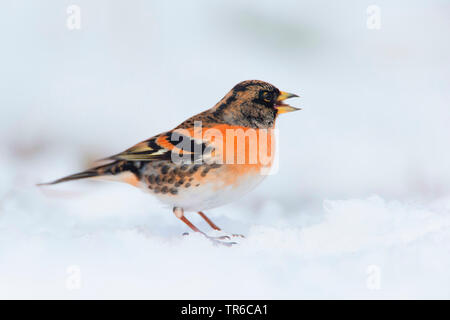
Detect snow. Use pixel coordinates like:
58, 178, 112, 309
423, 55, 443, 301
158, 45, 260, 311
1, 175, 450, 299
1, 0, 450, 299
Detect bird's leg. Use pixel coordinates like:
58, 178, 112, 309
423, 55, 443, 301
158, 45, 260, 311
197, 211, 221, 231
197, 211, 245, 238
173, 207, 236, 245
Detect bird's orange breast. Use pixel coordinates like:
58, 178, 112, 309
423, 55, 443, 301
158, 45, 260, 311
177, 124, 276, 167
127, 125, 276, 190
181, 124, 276, 188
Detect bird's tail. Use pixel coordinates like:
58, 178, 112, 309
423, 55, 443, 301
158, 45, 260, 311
37, 160, 140, 186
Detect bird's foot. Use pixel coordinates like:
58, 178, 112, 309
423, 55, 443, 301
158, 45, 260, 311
207, 236, 237, 247
210, 230, 245, 239
208, 230, 245, 245
182, 232, 238, 247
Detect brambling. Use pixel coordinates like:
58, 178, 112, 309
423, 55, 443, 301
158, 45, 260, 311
40, 80, 300, 244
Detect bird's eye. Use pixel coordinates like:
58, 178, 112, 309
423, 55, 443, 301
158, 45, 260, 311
262, 91, 273, 103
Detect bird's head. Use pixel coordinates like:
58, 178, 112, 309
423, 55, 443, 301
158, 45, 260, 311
211, 80, 300, 128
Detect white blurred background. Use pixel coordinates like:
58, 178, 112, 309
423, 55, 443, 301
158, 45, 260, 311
0, 0, 449, 299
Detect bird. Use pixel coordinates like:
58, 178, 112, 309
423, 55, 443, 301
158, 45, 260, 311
39, 80, 300, 245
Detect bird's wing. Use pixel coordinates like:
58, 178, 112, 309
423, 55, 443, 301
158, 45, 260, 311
104, 130, 212, 162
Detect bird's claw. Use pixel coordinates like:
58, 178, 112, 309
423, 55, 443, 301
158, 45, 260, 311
206, 232, 244, 246
182, 232, 237, 246
209, 235, 231, 240
231, 233, 245, 238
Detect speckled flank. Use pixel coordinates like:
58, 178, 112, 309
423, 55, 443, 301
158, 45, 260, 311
142, 161, 223, 196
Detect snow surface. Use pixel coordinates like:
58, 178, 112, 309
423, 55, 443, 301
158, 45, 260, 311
1, 168, 450, 299
1, 0, 450, 299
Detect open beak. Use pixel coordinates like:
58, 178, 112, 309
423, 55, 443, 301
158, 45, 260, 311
275, 91, 301, 114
